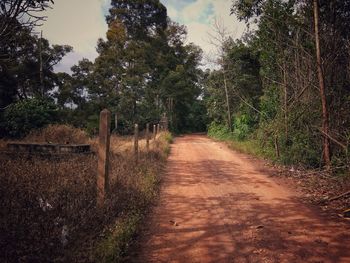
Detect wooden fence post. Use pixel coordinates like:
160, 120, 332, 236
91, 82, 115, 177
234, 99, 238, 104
97, 109, 111, 207
153, 124, 156, 140
146, 123, 150, 151
134, 123, 139, 163
157, 124, 160, 135
114, 113, 118, 132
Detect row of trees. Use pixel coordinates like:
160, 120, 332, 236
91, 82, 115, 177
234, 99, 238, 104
6, 0, 347, 169
205, 0, 350, 168
0, 0, 208, 137
56, 0, 207, 133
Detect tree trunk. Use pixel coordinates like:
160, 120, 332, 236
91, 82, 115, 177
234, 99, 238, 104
223, 71, 232, 131
283, 61, 288, 140
39, 30, 44, 97
313, 0, 331, 168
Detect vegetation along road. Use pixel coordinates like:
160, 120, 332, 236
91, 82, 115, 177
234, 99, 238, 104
135, 135, 350, 263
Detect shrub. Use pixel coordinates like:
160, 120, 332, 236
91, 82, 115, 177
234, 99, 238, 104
3, 98, 59, 138
163, 132, 173, 144
25, 124, 89, 144
207, 122, 233, 140
233, 114, 251, 140
86, 114, 100, 136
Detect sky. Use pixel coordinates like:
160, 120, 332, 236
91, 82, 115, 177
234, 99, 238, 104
40, 0, 246, 73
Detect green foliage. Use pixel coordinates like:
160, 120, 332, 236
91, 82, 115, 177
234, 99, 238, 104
94, 213, 142, 263
231, 0, 265, 22
54, 1, 204, 134
0, 27, 72, 106
204, 40, 261, 135
163, 132, 173, 144
207, 122, 234, 140
208, 122, 273, 159
208, 116, 254, 142
205, 0, 350, 168
233, 114, 251, 140
180, 99, 208, 133
3, 98, 59, 138
283, 133, 321, 167
229, 139, 271, 159
259, 85, 279, 121
107, 0, 167, 40
85, 114, 100, 136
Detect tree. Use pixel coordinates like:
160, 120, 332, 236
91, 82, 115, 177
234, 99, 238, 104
106, 0, 167, 41
2, 97, 58, 138
0, 0, 53, 41
313, 0, 330, 168
204, 39, 262, 139
222, 0, 350, 167
0, 27, 72, 107
59, 0, 204, 133
208, 18, 233, 131
160, 43, 203, 131
231, 0, 265, 22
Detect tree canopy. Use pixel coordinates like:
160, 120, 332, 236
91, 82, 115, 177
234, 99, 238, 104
3, 0, 350, 170
206, 0, 350, 168
54, 0, 205, 133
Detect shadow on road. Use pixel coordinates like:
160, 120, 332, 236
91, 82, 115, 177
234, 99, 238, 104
134, 135, 350, 263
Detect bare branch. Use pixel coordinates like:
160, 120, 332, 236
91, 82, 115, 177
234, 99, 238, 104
0, 0, 52, 41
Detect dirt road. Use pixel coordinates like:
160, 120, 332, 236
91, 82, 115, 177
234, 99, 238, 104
135, 135, 350, 263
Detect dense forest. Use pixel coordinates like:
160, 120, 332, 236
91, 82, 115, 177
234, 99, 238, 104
1, 0, 350, 169
205, 0, 350, 169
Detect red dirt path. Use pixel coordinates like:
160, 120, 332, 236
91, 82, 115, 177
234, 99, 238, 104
134, 135, 350, 263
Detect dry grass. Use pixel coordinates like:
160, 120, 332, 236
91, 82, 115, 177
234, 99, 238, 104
0, 124, 90, 151
0, 125, 171, 262
272, 166, 350, 213
25, 124, 90, 144
89, 133, 166, 154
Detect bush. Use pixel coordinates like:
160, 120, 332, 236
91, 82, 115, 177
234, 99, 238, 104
86, 114, 100, 136
279, 131, 321, 167
25, 124, 89, 144
207, 122, 233, 140
233, 114, 251, 140
255, 116, 322, 167
3, 98, 59, 138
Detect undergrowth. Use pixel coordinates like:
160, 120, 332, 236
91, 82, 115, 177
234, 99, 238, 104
207, 122, 275, 161
95, 213, 142, 262
207, 122, 350, 182
0, 126, 172, 262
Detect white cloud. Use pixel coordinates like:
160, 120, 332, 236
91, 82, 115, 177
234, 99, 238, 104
186, 22, 211, 52
53, 51, 96, 74
167, 5, 179, 19
182, 0, 212, 22
41, 0, 246, 72
177, 0, 247, 68
39, 0, 109, 72
211, 0, 245, 38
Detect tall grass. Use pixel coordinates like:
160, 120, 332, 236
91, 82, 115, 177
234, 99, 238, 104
0, 125, 172, 262
24, 124, 90, 144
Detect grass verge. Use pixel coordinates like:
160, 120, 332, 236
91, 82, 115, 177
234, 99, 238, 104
208, 130, 274, 161
0, 125, 172, 262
